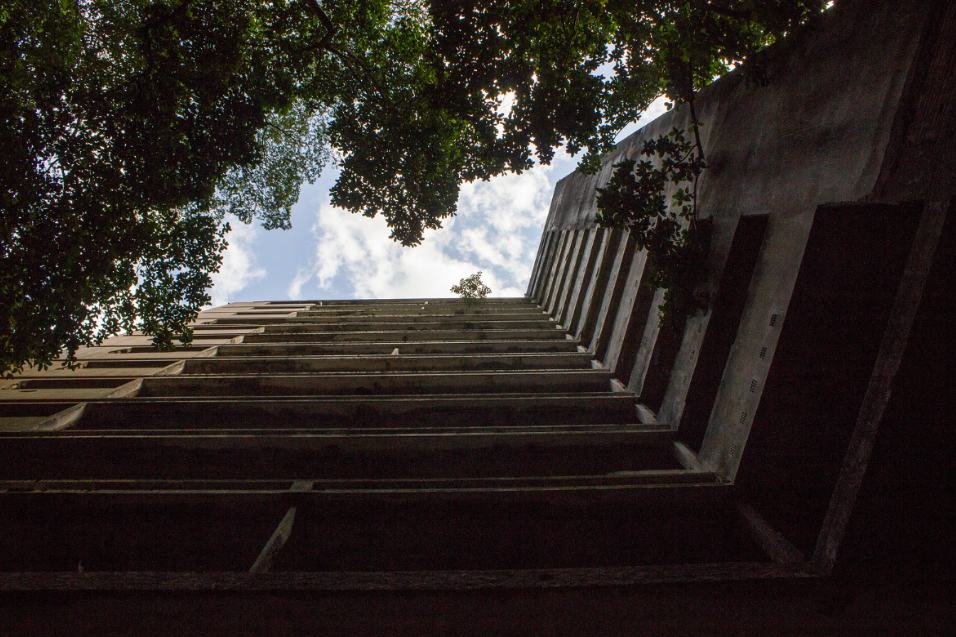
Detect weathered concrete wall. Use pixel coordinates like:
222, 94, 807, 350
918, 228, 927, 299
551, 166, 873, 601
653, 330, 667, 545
540, 0, 926, 232
528, 0, 954, 481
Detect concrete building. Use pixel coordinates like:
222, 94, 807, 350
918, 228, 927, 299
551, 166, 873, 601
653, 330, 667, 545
1, 0, 952, 631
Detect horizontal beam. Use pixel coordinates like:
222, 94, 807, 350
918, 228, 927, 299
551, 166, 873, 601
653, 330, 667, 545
0, 562, 815, 591
0, 426, 676, 479
36, 393, 640, 429
241, 328, 568, 343
216, 340, 583, 356
0, 469, 714, 490
136, 369, 613, 398
261, 319, 555, 332
21, 422, 671, 437
286, 312, 549, 323
270, 297, 531, 305
282, 306, 544, 317
0, 477, 728, 506
179, 352, 595, 374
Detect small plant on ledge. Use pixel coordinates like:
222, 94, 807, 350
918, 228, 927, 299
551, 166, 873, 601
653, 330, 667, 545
595, 125, 711, 329
451, 271, 492, 304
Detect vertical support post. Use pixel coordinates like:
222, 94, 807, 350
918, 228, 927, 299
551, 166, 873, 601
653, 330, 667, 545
552, 231, 586, 322
812, 202, 946, 572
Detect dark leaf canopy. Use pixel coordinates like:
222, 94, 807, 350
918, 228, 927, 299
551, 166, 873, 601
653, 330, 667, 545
1, 0, 824, 373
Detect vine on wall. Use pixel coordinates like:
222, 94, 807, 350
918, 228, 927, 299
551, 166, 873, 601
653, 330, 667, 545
595, 121, 710, 329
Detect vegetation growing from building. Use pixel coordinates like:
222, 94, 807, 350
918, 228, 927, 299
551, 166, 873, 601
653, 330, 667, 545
596, 126, 710, 327
0, 0, 825, 374
451, 272, 492, 302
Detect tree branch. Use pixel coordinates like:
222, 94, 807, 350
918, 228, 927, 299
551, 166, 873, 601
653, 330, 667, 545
686, 93, 706, 222
301, 0, 395, 113
303, 0, 338, 49
687, 93, 705, 164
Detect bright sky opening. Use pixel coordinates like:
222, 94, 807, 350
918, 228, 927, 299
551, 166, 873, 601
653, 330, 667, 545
209, 98, 669, 303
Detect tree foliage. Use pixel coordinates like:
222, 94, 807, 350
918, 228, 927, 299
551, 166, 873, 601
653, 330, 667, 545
1, 0, 825, 374
596, 127, 708, 326
451, 271, 492, 301
1, 0, 330, 373
343, 0, 824, 243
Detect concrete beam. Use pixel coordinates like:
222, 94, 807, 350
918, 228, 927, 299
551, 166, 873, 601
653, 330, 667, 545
573, 228, 619, 341
136, 369, 615, 398
65, 393, 641, 429
589, 233, 637, 358
539, 230, 572, 307
603, 249, 653, 376
551, 230, 586, 321
216, 340, 583, 356
563, 229, 602, 333
241, 328, 568, 344
181, 352, 596, 374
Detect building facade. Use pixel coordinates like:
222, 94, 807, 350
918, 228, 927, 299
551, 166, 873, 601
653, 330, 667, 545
0, 0, 952, 629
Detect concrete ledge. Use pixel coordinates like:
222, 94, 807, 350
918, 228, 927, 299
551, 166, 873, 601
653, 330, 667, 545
241, 329, 568, 343
58, 393, 640, 429
216, 340, 582, 355
0, 562, 815, 591
180, 352, 595, 373
0, 477, 728, 506
261, 319, 556, 332
0, 426, 677, 479
136, 369, 614, 397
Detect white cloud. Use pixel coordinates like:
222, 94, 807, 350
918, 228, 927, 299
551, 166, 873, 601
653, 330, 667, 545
286, 268, 310, 299
208, 218, 266, 306
304, 208, 487, 298
287, 159, 561, 300
458, 166, 552, 233
283, 95, 673, 301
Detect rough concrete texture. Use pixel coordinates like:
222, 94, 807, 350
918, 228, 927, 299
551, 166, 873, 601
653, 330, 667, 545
542, 1, 925, 232
525, 0, 954, 604
0, 0, 953, 626
3, 297, 774, 589
530, 0, 951, 479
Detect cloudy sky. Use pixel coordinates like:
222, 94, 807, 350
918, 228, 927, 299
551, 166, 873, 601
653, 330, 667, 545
208, 99, 668, 304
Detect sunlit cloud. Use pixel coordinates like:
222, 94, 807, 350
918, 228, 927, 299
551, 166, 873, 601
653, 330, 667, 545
246, 96, 673, 302
286, 161, 558, 300
286, 268, 311, 299
207, 218, 266, 305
